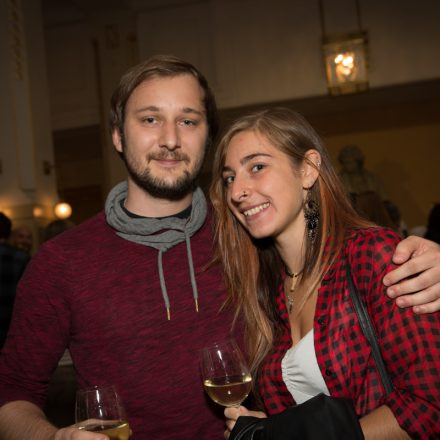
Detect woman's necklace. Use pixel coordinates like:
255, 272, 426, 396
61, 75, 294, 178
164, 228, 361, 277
285, 267, 303, 313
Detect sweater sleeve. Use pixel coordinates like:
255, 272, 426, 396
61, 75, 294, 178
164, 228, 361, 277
0, 240, 72, 408
350, 228, 440, 439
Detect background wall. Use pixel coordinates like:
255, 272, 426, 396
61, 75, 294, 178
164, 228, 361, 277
3, 0, 438, 235
136, 0, 440, 107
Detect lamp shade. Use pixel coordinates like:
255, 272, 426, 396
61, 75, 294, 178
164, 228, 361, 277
322, 32, 369, 95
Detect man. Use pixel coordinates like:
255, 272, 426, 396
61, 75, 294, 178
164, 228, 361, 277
9, 225, 33, 255
0, 213, 30, 350
0, 55, 439, 440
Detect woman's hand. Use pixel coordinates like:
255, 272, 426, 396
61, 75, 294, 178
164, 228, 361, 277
224, 406, 267, 439
53, 426, 108, 440
384, 236, 440, 313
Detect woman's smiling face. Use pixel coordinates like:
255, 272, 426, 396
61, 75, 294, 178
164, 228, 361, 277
222, 130, 308, 243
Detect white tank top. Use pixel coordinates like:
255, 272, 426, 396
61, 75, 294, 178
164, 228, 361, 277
281, 329, 330, 404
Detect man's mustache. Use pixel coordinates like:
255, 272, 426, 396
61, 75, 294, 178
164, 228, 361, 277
147, 151, 190, 163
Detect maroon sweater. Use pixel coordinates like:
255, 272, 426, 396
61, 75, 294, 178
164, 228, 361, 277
0, 211, 235, 439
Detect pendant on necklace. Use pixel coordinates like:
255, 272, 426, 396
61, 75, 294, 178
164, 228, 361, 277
285, 268, 301, 313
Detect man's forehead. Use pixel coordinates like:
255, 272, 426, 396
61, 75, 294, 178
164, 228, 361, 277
129, 74, 205, 107
128, 74, 206, 112
137, 74, 204, 97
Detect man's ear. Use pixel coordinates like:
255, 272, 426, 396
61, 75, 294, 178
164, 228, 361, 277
112, 128, 123, 153
302, 149, 321, 189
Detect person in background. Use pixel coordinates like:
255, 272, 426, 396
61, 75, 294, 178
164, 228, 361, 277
43, 219, 75, 243
210, 108, 439, 439
425, 203, 440, 244
0, 213, 30, 350
9, 225, 33, 256
0, 57, 440, 440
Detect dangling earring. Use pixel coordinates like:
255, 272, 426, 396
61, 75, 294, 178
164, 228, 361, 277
304, 189, 319, 242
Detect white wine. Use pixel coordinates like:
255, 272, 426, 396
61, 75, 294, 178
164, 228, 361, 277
204, 375, 252, 407
78, 420, 130, 440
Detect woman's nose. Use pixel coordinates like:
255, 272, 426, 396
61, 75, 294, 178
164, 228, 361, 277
230, 180, 250, 203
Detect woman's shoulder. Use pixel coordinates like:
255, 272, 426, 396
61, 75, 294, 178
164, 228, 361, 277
347, 226, 401, 244
345, 227, 401, 271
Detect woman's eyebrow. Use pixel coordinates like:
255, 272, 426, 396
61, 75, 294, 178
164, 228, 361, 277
223, 152, 272, 172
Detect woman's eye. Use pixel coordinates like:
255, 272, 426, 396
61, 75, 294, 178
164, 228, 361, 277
223, 175, 234, 186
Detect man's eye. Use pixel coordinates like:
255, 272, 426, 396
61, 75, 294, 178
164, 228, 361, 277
181, 119, 196, 126
142, 117, 156, 124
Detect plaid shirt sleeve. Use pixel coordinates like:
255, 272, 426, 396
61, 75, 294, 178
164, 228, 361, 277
347, 228, 440, 439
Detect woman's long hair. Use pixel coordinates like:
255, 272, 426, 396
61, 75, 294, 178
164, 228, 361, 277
210, 108, 372, 377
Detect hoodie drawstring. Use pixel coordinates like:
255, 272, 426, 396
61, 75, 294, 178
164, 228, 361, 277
157, 231, 199, 320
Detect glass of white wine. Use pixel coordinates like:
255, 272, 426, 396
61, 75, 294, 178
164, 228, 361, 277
200, 339, 252, 408
75, 385, 130, 440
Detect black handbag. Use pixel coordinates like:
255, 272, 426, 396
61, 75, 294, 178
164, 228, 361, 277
230, 262, 394, 440
231, 393, 364, 440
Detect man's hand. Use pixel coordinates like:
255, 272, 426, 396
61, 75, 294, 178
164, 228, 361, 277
0, 401, 108, 440
53, 426, 109, 440
53, 426, 108, 440
383, 236, 440, 313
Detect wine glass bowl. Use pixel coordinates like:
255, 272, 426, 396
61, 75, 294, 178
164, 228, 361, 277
75, 385, 130, 440
200, 339, 252, 407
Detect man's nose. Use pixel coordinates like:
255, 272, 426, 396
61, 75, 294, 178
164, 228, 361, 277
159, 122, 180, 150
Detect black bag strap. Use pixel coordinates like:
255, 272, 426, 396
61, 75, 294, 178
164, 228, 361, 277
345, 262, 394, 396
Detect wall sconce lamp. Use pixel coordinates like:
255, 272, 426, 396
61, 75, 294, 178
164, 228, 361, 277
319, 0, 369, 96
54, 201, 72, 220
33, 205, 44, 218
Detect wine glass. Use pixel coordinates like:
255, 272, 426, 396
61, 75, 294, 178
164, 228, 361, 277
75, 385, 130, 440
200, 339, 252, 408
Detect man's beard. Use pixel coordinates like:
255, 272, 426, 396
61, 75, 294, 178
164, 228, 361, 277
121, 141, 205, 201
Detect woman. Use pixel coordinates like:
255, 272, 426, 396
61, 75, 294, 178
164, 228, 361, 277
210, 108, 439, 439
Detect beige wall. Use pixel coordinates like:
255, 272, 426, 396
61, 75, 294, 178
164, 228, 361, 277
137, 0, 440, 108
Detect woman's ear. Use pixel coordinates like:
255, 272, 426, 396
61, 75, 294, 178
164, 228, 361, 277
301, 149, 321, 189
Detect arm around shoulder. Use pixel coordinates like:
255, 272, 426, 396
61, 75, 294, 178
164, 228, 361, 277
359, 405, 410, 439
384, 236, 440, 313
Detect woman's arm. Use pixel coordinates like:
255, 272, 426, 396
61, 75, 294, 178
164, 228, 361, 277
360, 405, 409, 440
384, 236, 440, 313
223, 406, 266, 439
359, 230, 440, 438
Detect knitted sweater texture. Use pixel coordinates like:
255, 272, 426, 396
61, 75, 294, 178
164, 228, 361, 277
0, 211, 234, 439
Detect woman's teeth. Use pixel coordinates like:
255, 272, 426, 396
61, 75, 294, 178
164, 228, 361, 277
243, 203, 270, 217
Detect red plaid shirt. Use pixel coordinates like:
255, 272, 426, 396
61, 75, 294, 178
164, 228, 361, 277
258, 228, 440, 439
